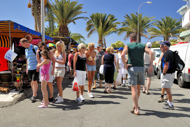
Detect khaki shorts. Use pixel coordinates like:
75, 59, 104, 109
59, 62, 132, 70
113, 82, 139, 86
161, 73, 175, 88
54, 67, 65, 77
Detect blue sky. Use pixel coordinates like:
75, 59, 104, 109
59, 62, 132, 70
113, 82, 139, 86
0, 0, 186, 46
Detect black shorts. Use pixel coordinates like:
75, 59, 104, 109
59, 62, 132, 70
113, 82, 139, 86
28, 70, 39, 82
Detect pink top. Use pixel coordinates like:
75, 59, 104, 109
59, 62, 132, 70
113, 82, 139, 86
68, 53, 74, 66
41, 60, 51, 75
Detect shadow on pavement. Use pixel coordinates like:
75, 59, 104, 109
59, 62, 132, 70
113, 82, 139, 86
173, 99, 190, 104
140, 109, 190, 118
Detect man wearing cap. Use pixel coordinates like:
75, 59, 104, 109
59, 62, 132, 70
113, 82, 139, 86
68, 49, 75, 79
93, 44, 105, 89
142, 42, 155, 95
121, 33, 153, 115
159, 41, 175, 110
118, 47, 128, 87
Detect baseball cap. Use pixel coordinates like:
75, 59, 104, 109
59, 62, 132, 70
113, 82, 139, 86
146, 42, 152, 48
159, 41, 171, 47
118, 47, 123, 51
97, 44, 102, 47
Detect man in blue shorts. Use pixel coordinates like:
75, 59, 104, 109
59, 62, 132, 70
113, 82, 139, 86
20, 38, 39, 103
121, 33, 153, 115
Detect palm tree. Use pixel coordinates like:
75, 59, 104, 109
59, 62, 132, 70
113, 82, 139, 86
70, 33, 85, 43
86, 13, 120, 47
117, 13, 154, 43
46, 0, 87, 37
148, 16, 183, 41
29, 0, 48, 32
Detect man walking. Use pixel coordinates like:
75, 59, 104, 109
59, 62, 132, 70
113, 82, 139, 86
121, 33, 153, 115
20, 38, 39, 103
159, 41, 175, 110
142, 42, 155, 95
92, 44, 104, 89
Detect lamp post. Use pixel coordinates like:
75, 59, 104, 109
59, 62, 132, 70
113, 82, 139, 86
41, 0, 45, 42
137, 1, 152, 43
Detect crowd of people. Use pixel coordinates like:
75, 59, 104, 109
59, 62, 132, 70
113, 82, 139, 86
19, 33, 176, 114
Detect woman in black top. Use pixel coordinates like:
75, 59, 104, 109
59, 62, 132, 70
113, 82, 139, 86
73, 43, 87, 103
102, 47, 118, 93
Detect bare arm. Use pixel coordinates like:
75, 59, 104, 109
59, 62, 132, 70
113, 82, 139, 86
121, 45, 128, 65
102, 55, 104, 65
158, 53, 164, 64
163, 62, 169, 74
49, 50, 55, 75
36, 49, 41, 64
37, 59, 50, 68
114, 55, 118, 71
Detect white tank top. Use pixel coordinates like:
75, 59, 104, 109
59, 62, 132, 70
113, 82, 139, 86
54, 53, 65, 67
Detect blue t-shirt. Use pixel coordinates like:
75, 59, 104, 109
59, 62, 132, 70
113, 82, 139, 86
25, 44, 38, 70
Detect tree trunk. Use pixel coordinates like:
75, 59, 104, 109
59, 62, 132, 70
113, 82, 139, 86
98, 37, 103, 47
59, 25, 70, 37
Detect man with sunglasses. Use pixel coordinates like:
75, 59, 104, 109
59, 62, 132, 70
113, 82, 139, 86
20, 38, 39, 103
159, 41, 175, 110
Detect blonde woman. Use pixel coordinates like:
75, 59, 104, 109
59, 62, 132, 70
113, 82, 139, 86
102, 47, 118, 93
86, 43, 96, 98
54, 41, 66, 103
73, 43, 87, 103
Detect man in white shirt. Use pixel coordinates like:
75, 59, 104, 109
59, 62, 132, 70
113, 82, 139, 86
142, 42, 155, 95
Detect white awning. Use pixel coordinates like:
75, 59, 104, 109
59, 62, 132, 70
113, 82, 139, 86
177, 5, 187, 15
180, 29, 190, 37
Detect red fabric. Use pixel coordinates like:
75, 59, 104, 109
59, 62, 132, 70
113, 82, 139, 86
0, 47, 9, 71
18, 39, 54, 46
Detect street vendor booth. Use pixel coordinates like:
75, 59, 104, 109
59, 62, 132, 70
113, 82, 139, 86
0, 20, 53, 92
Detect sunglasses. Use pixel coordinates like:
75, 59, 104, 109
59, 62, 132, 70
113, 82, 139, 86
82, 47, 86, 49
91, 46, 95, 47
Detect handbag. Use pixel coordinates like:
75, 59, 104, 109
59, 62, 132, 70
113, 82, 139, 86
99, 65, 104, 75
72, 78, 79, 91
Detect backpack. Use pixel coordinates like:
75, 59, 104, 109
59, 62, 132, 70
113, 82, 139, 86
172, 51, 185, 72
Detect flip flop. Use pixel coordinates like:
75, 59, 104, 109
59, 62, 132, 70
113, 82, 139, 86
131, 110, 140, 115
142, 91, 145, 93
146, 92, 150, 95
92, 86, 97, 89
104, 90, 107, 93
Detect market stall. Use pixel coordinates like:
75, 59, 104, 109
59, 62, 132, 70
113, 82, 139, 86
0, 20, 53, 92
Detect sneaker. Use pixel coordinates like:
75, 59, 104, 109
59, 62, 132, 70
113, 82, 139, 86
80, 95, 85, 101
55, 93, 59, 100
163, 105, 174, 110
164, 102, 169, 106
76, 98, 82, 104
49, 97, 53, 102
158, 97, 164, 103
87, 92, 94, 98
38, 105, 48, 108
30, 96, 37, 103
122, 84, 126, 87
55, 96, 64, 103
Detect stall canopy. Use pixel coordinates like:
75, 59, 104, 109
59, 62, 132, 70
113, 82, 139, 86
0, 20, 53, 42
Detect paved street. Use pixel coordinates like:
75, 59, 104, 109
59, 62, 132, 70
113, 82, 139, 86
0, 76, 190, 127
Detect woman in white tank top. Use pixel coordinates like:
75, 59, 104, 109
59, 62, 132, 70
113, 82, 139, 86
54, 41, 66, 103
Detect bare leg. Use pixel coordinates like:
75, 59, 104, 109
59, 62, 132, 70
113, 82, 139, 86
80, 86, 84, 95
56, 77, 63, 97
146, 77, 151, 94
99, 80, 102, 87
142, 85, 146, 92
93, 80, 97, 87
161, 88, 165, 96
47, 82, 54, 98
41, 80, 48, 106
137, 85, 141, 98
76, 91, 80, 98
131, 85, 139, 113
87, 71, 92, 92
32, 81, 38, 97
165, 88, 172, 102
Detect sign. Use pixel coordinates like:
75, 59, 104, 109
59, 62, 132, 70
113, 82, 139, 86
4, 49, 17, 62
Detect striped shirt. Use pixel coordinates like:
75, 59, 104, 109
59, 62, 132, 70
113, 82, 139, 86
25, 44, 38, 70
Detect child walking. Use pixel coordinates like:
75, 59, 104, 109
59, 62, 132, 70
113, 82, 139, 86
37, 50, 51, 108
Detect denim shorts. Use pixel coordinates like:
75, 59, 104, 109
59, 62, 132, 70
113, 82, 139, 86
87, 64, 96, 71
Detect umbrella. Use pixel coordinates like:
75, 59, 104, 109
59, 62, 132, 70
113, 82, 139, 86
47, 43, 56, 48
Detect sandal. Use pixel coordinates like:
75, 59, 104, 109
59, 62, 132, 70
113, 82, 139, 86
142, 90, 145, 93
146, 92, 150, 95
104, 90, 107, 93
92, 86, 97, 89
133, 106, 140, 110
108, 90, 112, 94
131, 110, 139, 115
38, 105, 48, 108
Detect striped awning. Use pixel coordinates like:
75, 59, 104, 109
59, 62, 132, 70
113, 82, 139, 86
180, 30, 190, 38
0, 20, 53, 41
0, 35, 9, 48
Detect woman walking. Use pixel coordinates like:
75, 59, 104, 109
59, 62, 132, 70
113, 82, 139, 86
86, 43, 96, 98
102, 47, 118, 93
36, 42, 55, 102
54, 41, 66, 103
37, 50, 51, 108
73, 43, 87, 103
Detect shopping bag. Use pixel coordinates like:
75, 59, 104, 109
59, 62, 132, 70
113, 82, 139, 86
99, 65, 104, 75
116, 73, 121, 85
4, 49, 17, 62
72, 78, 79, 91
